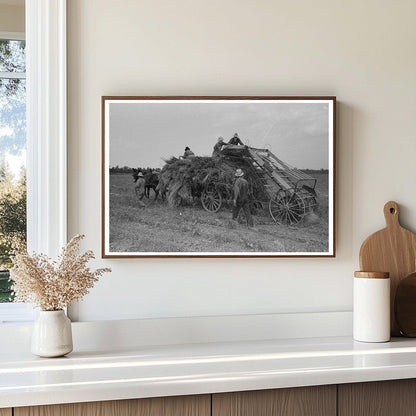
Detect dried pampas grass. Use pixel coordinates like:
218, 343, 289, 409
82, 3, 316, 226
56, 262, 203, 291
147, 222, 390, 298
10, 234, 111, 311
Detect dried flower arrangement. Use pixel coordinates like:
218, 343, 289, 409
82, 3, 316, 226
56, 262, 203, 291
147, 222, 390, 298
10, 234, 111, 311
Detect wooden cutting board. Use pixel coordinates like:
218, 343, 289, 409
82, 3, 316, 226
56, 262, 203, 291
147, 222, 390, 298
359, 201, 416, 336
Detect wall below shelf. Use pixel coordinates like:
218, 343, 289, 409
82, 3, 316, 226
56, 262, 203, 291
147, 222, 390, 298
0, 311, 352, 353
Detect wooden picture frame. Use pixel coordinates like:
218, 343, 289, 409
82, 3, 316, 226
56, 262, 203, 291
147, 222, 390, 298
102, 96, 336, 258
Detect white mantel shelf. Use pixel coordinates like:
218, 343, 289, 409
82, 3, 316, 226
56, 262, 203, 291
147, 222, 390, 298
2, 336, 416, 409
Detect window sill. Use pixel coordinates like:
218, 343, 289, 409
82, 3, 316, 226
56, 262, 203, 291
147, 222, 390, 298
0, 303, 36, 324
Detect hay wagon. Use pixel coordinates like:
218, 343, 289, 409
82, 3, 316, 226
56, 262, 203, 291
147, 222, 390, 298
200, 145, 318, 225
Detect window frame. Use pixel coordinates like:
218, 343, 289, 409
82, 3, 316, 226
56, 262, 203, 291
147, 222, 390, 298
0, 0, 67, 323
26, 0, 67, 257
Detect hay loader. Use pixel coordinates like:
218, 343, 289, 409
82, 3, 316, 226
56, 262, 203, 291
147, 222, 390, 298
200, 145, 318, 225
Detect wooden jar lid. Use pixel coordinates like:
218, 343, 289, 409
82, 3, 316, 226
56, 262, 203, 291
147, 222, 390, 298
354, 271, 390, 279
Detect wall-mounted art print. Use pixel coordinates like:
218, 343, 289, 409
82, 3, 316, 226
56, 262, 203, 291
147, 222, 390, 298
102, 96, 336, 258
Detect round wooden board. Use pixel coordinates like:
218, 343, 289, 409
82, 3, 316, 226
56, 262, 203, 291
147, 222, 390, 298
395, 272, 416, 337
360, 201, 416, 335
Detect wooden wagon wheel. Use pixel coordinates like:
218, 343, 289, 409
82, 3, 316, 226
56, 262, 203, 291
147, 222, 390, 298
304, 195, 318, 212
201, 185, 222, 213
298, 188, 318, 213
269, 190, 306, 225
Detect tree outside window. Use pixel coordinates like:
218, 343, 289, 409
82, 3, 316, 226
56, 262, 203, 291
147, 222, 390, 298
0, 38, 26, 302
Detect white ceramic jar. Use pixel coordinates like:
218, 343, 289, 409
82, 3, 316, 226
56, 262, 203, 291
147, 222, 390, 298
353, 271, 390, 343
31, 310, 73, 357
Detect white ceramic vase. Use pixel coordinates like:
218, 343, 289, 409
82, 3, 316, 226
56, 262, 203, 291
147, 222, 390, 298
31, 310, 73, 357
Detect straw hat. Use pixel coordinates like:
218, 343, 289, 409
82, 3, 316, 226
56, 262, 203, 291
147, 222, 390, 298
235, 169, 244, 177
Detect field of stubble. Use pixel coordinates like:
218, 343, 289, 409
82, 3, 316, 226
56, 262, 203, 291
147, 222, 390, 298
109, 173, 329, 253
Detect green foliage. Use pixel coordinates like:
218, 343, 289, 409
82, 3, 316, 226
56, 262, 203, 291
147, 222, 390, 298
0, 39, 25, 73
0, 39, 27, 302
0, 270, 13, 302
0, 161, 26, 269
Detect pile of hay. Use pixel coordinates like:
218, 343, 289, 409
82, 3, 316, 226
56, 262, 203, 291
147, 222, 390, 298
158, 155, 265, 207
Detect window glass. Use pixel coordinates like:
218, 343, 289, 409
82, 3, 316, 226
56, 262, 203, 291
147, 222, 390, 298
0, 39, 26, 72
0, 39, 26, 303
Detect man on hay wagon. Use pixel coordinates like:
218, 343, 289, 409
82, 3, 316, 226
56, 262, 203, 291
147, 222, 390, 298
228, 133, 244, 146
212, 133, 244, 158
212, 137, 225, 158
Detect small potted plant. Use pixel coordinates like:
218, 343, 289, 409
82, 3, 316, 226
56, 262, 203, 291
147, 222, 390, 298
10, 234, 111, 357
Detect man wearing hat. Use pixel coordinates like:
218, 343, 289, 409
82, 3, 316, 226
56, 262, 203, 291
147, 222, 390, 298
135, 171, 146, 208
228, 132, 244, 146
232, 168, 254, 227
183, 146, 195, 159
212, 137, 225, 157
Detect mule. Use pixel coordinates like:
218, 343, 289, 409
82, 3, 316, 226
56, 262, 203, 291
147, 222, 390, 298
133, 168, 160, 200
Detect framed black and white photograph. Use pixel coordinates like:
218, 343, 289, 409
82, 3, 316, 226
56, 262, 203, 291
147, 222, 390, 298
102, 96, 335, 258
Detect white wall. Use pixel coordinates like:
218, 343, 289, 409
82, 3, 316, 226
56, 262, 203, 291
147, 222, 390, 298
67, 0, 416, 322
0, 3, 24, 33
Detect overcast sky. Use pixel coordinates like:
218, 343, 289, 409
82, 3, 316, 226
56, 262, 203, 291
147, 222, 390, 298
108, 100, 331, 170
